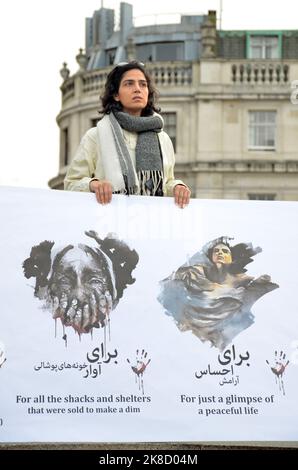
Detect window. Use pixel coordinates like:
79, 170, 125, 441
248, 111, 276, 150
248, 194, 276, 200
62, 128, 69, 167
136, 44, 153, 62
163, 112, 177, 151
136, 42, 183, 62
155, 42, 183, 61
106, 49, 116, 65
249, 36, 279, 59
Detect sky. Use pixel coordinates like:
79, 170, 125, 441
1, 0, 298, 188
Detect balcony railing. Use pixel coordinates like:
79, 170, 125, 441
82, 71, 109, 93
231, 62, 289, 84
61, 60, 292, 103
81, 62, 193, 93
61, 62, 193, 102
61, 79, 75, 101
146, 62, 192, 86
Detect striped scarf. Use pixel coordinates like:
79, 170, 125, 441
109, 111, 164, 196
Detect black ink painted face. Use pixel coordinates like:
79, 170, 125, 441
48, 247, 115, 334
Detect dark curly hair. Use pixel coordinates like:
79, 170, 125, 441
207, 238, 261, 274
99, 61, 160, 116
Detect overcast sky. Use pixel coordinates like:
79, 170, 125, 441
1, 0, 297, 188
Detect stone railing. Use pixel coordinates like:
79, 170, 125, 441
61, 59, 291, 103
146, 62, 193, 86
81, 62, 193, 92
82, 70, 110, 93
61, 78, 75, 101
231, 61, 289, 84
61, 61, 193, 102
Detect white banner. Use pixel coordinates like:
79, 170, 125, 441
0, 186, 297, 442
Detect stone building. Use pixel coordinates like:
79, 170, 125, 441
50, 2, 298, 201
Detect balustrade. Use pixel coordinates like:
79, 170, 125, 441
231, 62, 289, 83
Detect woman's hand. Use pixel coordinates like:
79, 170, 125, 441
174, 184, 191, 208
90, 179, 113, 204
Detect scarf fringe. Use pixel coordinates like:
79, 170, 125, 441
138, 170, 163, 196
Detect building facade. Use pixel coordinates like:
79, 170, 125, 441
50, 3, 298, 201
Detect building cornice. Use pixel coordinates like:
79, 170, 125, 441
175, 160, 298, 173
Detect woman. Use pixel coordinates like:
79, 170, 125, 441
158, 236, 279, 350
64, 61, 191, 208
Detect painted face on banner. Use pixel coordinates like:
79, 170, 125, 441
212, 243, 232, 265
48, 246, 114, 333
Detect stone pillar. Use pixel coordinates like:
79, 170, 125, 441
126, 37, 136, 61
201, 11, 217, 59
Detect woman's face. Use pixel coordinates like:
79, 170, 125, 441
212, 243, 232, 265
114, 69, 149, 116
